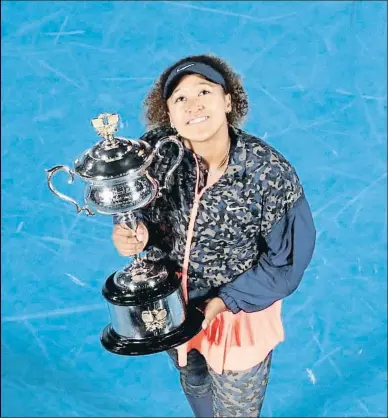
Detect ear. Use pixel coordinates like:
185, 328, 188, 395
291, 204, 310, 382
167, 112, 177, 130
225, 93, 232, 113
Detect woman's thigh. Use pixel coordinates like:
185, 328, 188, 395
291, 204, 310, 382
209, 351, 273, 418
167, 348, 212, 398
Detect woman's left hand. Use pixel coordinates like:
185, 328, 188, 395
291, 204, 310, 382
201, 297, 228, 330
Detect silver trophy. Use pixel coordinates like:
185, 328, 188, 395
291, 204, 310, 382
46, 113, 203, 356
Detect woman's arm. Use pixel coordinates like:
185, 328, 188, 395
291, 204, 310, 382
219, 192, 316, 314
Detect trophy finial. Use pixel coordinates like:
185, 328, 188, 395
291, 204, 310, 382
91, 113, 119, 139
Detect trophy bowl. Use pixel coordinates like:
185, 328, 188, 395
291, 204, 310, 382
46, 113, 204, 356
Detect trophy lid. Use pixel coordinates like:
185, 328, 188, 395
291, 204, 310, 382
74, 113, 153, 180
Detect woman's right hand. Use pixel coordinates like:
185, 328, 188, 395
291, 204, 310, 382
112, 222, 149, 256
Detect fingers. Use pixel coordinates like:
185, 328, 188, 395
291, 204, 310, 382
112, 223, 149, 256
114, 223, 147, 240
201, 298, 227, 330
112, 235, 144, 255
114, 224, 136, 238
202, 315, 216, 330
117, 242, 146, 256
135, 223, 147, 242
202, 301, 215, 330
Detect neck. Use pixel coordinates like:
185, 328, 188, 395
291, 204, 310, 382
183, 123, 230, 168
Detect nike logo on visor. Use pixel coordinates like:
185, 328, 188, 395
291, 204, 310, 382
176, 63, 195, 72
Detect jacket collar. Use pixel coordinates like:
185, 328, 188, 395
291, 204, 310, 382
181, 125, 247, 180
224, 125, 246, 179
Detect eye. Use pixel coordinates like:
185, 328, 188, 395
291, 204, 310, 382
174, 96, 186, 103
199, 89, 211, 96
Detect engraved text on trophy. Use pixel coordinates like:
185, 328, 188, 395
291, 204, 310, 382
88, 177, 153, 211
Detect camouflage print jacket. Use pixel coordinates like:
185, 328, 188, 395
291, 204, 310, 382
123, 124, 316, 313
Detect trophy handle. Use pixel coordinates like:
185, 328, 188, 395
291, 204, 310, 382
45, 165, 95, 216
153, 136, 184, 198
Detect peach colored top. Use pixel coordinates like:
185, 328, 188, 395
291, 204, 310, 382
176, 154, 285, 375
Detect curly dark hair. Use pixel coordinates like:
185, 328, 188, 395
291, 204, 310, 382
142, 54, 249, 130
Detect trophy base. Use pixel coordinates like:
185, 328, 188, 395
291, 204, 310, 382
100, 305, 204, 356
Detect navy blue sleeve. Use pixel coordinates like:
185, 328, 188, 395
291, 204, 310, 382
218, 193, 316, 314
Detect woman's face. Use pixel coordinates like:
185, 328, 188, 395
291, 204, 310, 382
167, 74, 231, 143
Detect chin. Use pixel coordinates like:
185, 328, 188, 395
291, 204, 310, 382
180, 125, 220, 143
183, 132, 213, 143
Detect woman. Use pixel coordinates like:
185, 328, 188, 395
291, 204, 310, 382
112, 54, 316, 417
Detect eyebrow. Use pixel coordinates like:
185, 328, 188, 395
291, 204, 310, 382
172, 82, 214, 96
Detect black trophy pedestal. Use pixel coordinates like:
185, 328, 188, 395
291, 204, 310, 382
101, 305, 204, 356
101, 266, 204, 356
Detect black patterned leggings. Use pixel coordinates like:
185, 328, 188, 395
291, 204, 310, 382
167, 349, 272, 417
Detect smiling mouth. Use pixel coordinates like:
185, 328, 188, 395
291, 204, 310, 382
187, 116, 209, 125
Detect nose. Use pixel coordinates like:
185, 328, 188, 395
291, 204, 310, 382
185, 97, 204, 114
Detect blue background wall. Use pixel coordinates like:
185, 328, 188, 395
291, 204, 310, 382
2, 1, 387, 416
